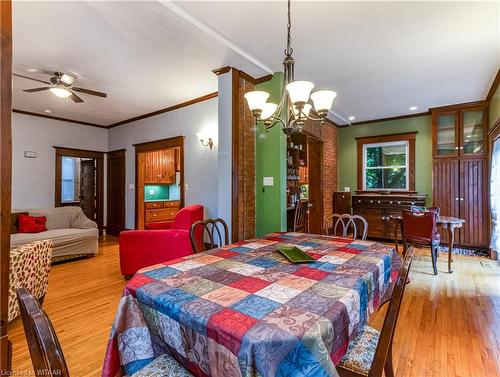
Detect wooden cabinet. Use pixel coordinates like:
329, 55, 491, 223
144, 150, 175, 184
332, 192, 352, 214
144, 201, 180, 226
432, 103, 489, 249
352, 194, 426, 240
433, 105, 487, 159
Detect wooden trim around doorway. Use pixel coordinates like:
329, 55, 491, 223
134, 136, 185, 229
54, 147, 105, 232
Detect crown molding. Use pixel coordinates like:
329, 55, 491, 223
213, 66, 272, 85
429, 100, 487, 112
12, 109, 108, 129
107, 92, 218, 128
486, 68, 500, 103
348, 111, 430, 127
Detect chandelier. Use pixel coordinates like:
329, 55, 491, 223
244, 0, 337, 135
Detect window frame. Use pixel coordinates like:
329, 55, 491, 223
356, 132, 417, 192
362, 140, 409, 191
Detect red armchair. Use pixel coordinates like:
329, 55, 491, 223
119, 204, 204, 279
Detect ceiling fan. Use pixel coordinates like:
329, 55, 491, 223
13, 71, 107, 103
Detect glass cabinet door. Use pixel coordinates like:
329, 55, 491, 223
461, 109, 486, 156
435, 113, 458, 157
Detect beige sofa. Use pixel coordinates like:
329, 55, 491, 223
11, 206, 98, 260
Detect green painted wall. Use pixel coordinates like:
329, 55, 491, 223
490, 84, 500, 129
255, 73, 287, 236
338, 115, 433, 204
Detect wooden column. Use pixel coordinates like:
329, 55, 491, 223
0, 0, 13, 372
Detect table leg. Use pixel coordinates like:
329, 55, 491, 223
447, 226, 454, 273
393, 220, 399, 254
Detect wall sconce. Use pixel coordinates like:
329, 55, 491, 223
196, 131, 214, 150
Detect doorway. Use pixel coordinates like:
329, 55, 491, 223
54, 147, 104, 232
107, 149, 126, 236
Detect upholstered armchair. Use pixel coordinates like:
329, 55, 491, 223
9, 240, 53, 322
119, 205, 204, 279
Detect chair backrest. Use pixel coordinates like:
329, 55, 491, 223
190, 218, 229, 252
369, 247, 414, 377
324, 213, 368, 240
16, 287, 70, 377
402, 209, 436, 244
172, 204, 204, 230
293, 201, 308, 232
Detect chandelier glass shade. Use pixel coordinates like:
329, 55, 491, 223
244, 0, 337, 134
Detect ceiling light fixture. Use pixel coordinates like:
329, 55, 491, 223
409, 106, 418, 111
348, 116, 356, 121
49, 86, 72, 99
244, 0, 337, 135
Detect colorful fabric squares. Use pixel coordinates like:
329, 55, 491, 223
228, 276, 271, 293
211, 249, 239, 258
231, 295, 281, 320
246, 257, 280, 268
213, 259, 240, 270
127, 274, 156, 296
159, 272, 201, 288
293, 266, 329, 281
207, 308, 258, 354
254, 283, 302, 304
193, 255, 224, 265
276, 341, 330, 377
317, 262, 338, 272
155, 310, 186, 357
179, 298, 222, 336
286, 289, 337, 316
207, 338, 242, 377
142, 266, 180, 280
208, 270, 246, 285
118, 326, 154, 366
202, 286, 250, 307
264, 305, 321, 339
239, 322, 296, 376
189, 265, 222, 279
136, 282, 174, 308
243, 240, 277, 249
169, 260, 206, 272
227, 263, 265, 277
276, 275, 316, 291
228, 246, 254, 253
182, 326, 211, 375
154, 289, 197, 321
181, 278, 224, 297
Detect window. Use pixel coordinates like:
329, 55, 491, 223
61, 156, 79, 202
363, 141, 409, 190
356, 132, 416, 191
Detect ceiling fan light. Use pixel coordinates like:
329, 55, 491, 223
261, 102, 278, 120
49, 87, 72, 98
311, 90, 337, 116
244, 91, 270, 114
293, 103, 312, 118
286, 81, 314, 105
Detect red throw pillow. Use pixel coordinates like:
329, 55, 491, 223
17, 214, 47, 233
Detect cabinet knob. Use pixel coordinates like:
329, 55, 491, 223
411, 202, 415, 205
455, 147, 459, 150
153, 214, 157, 217
459, 146, 464, 150
397, 201, 401, 205
377, 200, 381, 204
460, 198, 464, 201
455, 197, 459, 201
358, 200, 361, 203
389, 201, 393, 204
370, 200, 374, 203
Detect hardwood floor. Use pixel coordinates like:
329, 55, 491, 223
8, 237, 500, 377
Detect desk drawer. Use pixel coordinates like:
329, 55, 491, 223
145, 208, 177, 222
145, 202, 164, 209
164, 201, 180, 209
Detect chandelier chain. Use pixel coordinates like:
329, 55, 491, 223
285, 0, 293, 56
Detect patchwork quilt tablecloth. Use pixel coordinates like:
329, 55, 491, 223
102, 232, 400, 377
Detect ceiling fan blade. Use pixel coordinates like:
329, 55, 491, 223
23, 87, 50, 93
71, 87, 107, 98
13, 73, 50, 85
70, 92, 84, 103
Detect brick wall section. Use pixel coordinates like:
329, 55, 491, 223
237, 75, 256, 240
303, 120, 339, 230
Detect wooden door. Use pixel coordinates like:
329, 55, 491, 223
432, 159, 460, 244
308, 140, 323, 234
459, 158, 489, 247
107, 150, 126, 236
332, 192, 351, 214
355, 207, 385, 238
80, 159, 96, 221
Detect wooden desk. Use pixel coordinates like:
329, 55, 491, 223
391, 215, 465, 273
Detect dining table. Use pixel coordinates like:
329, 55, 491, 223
102, 232, 401, 377
390, 215, 465, 273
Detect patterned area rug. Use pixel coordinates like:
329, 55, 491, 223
437, 245, 489, 258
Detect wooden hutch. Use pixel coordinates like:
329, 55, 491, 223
431, 101, 489, 249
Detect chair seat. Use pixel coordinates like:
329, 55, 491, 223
132, 354, 193, 377
338, 325, 380, 376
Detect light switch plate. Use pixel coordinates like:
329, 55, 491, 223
24, 151, 37, 158
263, 177, 274, 186
344, 187, 350, 192
185, 183, 189, 191
128, 184, 135, 190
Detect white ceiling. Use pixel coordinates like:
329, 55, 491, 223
13, 1, 499, 126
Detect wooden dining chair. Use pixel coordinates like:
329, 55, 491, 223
190, 218, 229, 252
17, 288, 194, 377
337, 246, 414, 377
402, 209, 439, 274
324, 213, 368, 240
293, 200, 308, 232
